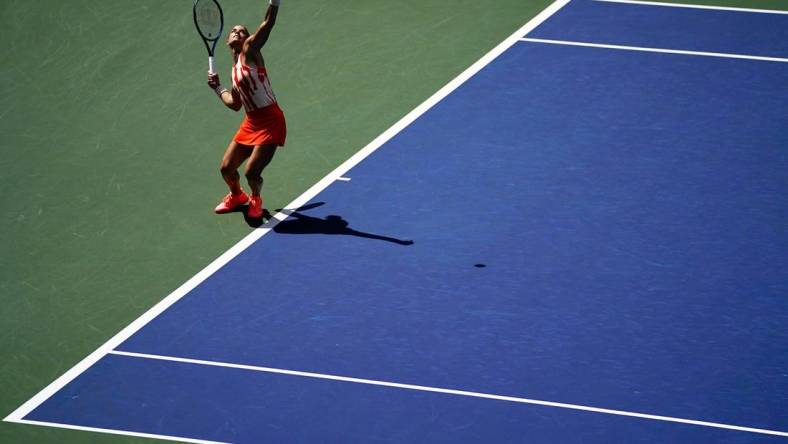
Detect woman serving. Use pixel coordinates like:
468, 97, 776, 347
208, 0, 284, 219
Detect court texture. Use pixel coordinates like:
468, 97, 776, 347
1, 0, 787, 442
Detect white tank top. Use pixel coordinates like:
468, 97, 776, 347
231, 56, 277, 112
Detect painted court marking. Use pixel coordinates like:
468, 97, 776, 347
6, 0, 786, 441
106, 350, 788, 438
8, 419, 229, 444
520, 37, 788, 63
594, 0, 788, 15
3, 0, 573, 440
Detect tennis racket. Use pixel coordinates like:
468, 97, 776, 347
193, 0, 224, 74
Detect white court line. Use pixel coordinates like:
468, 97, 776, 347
109, 350, 788, 438
520, 37, 788, 63
336, 176, 352, 182
3, 0, 573, 432
7, 419, 229, 444
594, 0, 788, 14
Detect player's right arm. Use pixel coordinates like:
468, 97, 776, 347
208, 73, 242, 112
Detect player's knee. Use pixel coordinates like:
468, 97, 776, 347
220, 163, 235, 176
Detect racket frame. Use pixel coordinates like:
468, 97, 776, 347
192, 0, 224, 74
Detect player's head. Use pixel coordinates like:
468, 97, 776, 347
227, 25, 250, 48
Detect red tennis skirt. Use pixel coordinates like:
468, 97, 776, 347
233, 103, 287, 147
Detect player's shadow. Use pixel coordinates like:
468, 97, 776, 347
243, 207, 273, 227
223, 203, 272, 227
272, 202, 414, 246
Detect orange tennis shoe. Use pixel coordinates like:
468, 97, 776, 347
248, 195, 264, 219
214, 191, 249, 214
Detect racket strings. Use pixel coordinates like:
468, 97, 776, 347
195, 0, 222, 39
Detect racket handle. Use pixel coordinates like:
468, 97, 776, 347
208, 56, 216, 75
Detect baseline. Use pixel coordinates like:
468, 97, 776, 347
7, 420, 227, 444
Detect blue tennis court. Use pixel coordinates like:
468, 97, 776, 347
7, 0, 788, 442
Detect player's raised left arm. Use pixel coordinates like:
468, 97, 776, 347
244, 0, 280, 54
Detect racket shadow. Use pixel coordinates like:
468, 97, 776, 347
270, 202, 414, 246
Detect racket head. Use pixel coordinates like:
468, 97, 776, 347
193, 0, 224, 55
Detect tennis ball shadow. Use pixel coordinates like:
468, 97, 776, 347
269, 202, 414, 246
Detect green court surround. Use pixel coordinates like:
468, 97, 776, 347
1, 1, 784, 443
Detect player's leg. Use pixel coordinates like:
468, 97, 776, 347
244, 143, 277, 217
220, 141, 253, 193
244, 144, 277, 197
215, 141, 253, 213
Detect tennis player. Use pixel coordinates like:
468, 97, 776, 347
207, 0, 284, 219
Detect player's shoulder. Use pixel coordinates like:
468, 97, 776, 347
240, 49, 265, 68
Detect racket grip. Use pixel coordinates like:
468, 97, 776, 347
208, 56, 216, 75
